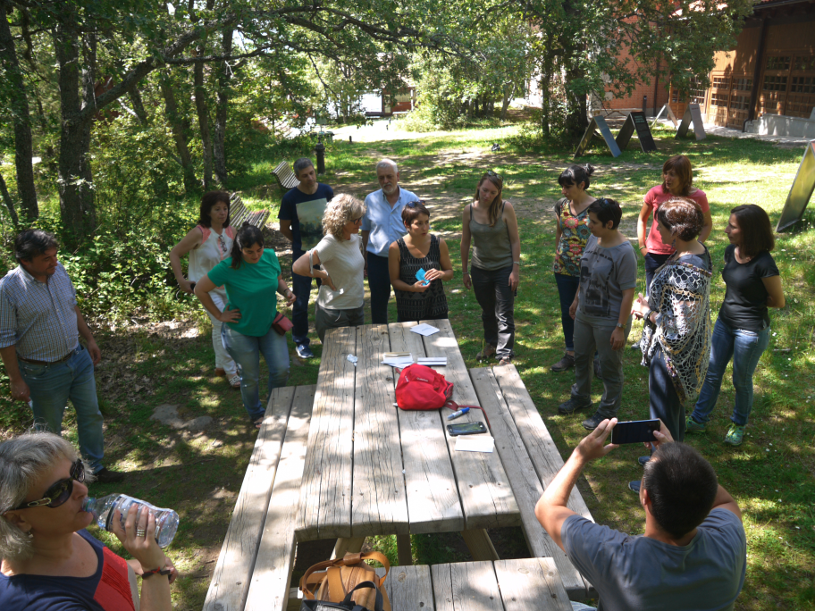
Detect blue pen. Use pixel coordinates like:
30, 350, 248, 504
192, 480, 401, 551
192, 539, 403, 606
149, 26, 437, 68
447, 407, 470, 420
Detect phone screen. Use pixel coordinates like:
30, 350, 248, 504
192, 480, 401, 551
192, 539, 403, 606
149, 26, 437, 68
447, 422, 487, 436
610, 420, 660, 445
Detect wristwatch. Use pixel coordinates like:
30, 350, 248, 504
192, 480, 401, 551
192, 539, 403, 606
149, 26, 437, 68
616, 323, 625, 329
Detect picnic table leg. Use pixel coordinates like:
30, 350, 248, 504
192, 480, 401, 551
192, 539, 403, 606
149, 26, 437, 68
461, 529, 499, 561
331, 537, 366, 559
396, 534, 413, 566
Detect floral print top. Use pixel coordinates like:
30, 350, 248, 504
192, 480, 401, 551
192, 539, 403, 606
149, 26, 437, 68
552, 197, 592, 276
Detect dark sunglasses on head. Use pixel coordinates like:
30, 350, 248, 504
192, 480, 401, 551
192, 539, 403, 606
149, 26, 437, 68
594, 198, 615, 208
12, 459, 85, 510
405, 200, 426, 208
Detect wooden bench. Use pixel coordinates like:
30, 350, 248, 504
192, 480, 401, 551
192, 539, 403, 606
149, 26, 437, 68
273, 161, 300, 193
203, 384, 316, 611
469, 365, 597, 602
230, 192, 271, 229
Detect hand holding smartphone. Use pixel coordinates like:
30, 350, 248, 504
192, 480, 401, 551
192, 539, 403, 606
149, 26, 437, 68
610, 419, 660, 445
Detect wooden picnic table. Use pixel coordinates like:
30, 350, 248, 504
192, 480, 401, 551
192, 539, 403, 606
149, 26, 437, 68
297, 320, 520, 547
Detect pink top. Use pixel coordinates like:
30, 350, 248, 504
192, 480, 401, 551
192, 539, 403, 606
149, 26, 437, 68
644, 186, 709, 255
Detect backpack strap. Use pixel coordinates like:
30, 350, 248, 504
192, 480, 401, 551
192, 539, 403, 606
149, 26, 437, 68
444, 400, 492, 431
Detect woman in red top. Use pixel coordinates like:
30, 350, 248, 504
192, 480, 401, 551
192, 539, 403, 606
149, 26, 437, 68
637, 155, 712, 293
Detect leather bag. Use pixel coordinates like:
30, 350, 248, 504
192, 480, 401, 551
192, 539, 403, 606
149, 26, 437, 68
272, 312, 293, 335
300, 581, 384, 611
300, 552, 391, 611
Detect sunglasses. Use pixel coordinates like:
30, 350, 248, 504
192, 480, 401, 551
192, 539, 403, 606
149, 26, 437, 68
349, 217, 363, 224
12, 459, 85, 510
218, 233, 227, 255
486, 170, 502, 180
405, 200, 426, 208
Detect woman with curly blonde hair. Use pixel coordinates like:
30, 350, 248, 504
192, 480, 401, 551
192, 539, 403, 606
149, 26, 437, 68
293, 194, 367, 342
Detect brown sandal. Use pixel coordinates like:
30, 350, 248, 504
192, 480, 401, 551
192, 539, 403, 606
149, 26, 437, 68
254, 417, 264, 429
476, 344, 496, 361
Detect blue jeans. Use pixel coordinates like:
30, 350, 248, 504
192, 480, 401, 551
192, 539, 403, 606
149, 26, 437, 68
649, 345, 685, 442
291, 249, 321, 347
367, 253, 392, 325
222, 324, 290, 421
690, 318, 770, 427
18, 345, 106, 472
554, 273, 580, 352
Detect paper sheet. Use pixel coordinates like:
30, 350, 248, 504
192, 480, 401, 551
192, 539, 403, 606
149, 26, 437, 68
455, 435, 495, 453
410, 323, 440, 336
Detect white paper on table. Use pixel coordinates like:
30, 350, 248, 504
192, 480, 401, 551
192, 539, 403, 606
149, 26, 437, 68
455, 435, 495, 453
410, 323, 440, 336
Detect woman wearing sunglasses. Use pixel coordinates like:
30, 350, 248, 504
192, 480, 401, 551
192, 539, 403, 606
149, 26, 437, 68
0, 432, 177, 610
170, 191, 240, 388
292, 194, 367, 342
461, 171, 521, 366
388, 200, 453, 322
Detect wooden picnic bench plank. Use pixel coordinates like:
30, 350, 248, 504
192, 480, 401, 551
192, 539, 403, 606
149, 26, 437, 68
387, 322, 465, 535
493, 558, 572, 611
298, 326, 357, 540
421, 319, 520, 531
376, 565, 434, 611
244, 385, 317, 611
203, 386, 296, 611
469, 367, 587, 598
352, 324, 409, 536
431, 561, 504, 611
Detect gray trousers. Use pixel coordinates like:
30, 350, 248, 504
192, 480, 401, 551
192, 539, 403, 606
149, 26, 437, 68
315, 303, 365, 343
470, 265, 515, 360
570, 316, 632, 416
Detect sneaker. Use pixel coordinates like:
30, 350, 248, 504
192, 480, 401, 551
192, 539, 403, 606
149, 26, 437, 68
295, 343, 314, 359
93, 467, 125, 484
724, 423, 745, 446
628, 480, 641, 494
581, 412, 608, 431
550, 353, 575, 372
593, 357, 603, 380
686, 416, 707, 433
558, 398, 592, 415
638, 455, 651, 467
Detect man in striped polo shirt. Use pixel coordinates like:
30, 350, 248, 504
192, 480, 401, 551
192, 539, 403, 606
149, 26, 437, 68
0, 230, 123, 483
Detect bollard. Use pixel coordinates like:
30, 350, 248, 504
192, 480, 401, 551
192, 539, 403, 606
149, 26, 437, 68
349, 136, 352, 143
315, 134, 326, 175
642, 95, 648, 115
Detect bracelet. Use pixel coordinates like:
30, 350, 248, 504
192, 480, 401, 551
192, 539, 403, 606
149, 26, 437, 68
142, 567, 172, 579
513, 261, 521, 266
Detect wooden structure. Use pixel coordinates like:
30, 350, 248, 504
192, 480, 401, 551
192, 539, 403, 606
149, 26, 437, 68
273, 161, 300, 193
203, 321, 597, 611
229, 193, 271, 229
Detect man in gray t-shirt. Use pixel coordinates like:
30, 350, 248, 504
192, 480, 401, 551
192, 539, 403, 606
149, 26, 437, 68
535, 419, 746, 611
558, 199, 637, 431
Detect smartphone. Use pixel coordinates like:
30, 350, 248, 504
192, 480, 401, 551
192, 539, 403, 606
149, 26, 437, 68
447, 422, 487, 436
610, 419, 660, 445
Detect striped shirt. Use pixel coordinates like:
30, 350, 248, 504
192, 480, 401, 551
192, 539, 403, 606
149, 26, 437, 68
0, 263, 79, 361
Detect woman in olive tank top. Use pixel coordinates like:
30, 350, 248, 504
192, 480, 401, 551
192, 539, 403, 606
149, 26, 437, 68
460, 171, 521, 365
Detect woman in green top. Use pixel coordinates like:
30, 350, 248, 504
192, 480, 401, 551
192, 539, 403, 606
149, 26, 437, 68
195, 225, 296, 427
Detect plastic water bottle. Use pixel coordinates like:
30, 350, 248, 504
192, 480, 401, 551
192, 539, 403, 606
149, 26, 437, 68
83, 494, 179, 548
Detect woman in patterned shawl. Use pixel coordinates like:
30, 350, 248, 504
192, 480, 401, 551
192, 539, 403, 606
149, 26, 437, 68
631, 198, 712, 452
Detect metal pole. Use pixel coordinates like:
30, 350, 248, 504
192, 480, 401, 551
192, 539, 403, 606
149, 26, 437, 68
643, 95, 648, 115
315, 134, 326, 175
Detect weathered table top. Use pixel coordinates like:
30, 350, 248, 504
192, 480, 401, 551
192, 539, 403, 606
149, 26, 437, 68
296, 320, 520, 541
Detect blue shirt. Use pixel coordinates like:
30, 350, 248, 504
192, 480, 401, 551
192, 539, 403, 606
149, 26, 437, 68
278, 183, 334, 253
0, 263, 79, 361
362, 187, 418, 257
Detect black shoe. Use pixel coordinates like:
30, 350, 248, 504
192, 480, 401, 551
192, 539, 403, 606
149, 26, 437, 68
638, 455, 651, 467
558, 398, 592, 415
550, 353, 575, 372
628, 480, 641, 494
581, 412, 608, 431
94, 467, 125, 484
593, 358, 603, 380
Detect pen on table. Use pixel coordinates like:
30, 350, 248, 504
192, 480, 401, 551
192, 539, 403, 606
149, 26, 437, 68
448, 407, 469, 420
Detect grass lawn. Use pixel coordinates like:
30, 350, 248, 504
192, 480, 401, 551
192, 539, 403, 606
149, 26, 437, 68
2, 122, 813, 609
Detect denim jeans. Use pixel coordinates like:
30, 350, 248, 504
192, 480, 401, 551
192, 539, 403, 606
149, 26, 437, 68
367, 253, 392, 324
554, 273, 580, 352
644, 252, 671, 296
222, 323, 290, 421
18, 345, 106, 472
571, 316, 631, 417
203, 289, 236, 376
690, 318, 770, 427
291, 249, 321, 347
649, 345, 685, 442
470, 265, 515, 360
315, 303, 365, 343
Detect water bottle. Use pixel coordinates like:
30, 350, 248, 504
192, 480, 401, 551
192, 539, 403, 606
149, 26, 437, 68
83, 494, 179, 548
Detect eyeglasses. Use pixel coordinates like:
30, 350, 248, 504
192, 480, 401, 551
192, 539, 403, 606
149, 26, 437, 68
406, 200, 426, 208
349, 217, 363, 225
486, 170, 502, 180
12, 459, 85, 510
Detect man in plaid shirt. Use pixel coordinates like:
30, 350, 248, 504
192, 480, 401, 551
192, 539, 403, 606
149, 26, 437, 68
0, 230, 123, 483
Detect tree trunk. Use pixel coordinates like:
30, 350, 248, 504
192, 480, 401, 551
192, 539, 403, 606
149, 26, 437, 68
563, 63, 588, 140
54, 17, 97, 240
0, 170, 19, 225
194, 59, 214, 189
159, 74, 197, 193
500, 83, 514, 120
540, 51, 551, 137
0, 2, 38, 220
213, 27, 232, 186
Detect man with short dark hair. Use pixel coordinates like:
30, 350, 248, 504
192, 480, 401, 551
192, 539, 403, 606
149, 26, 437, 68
535, 419, 746, 611
279, 157, 334, 358
361, 159, 418, 324
0, 229, 123, 483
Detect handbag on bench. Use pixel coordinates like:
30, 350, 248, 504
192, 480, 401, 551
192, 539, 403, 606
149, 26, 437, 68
301, 581, 385, 611
300, 551, 391, 611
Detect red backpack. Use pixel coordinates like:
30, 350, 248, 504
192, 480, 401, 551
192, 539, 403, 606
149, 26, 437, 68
394, 364, 453, 410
